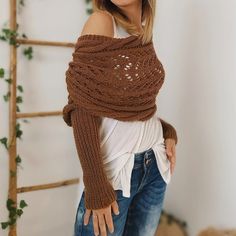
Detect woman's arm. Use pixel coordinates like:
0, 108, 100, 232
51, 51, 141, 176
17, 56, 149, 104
159, 117, 178, 145
63, 11, 117, 210
70, 107, 117, 210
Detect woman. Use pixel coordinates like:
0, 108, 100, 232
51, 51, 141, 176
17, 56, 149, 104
62, 0, 178, 235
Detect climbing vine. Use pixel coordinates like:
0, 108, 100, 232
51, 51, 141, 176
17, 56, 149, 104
0, 0, 30, 230
0, 65, 28, 229
1, 199, 28, 230
0, 0, 93, 231
0, 25, 33, 60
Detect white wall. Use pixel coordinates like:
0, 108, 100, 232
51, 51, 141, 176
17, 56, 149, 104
1, 0, 236, 236
156, 0, 236, 235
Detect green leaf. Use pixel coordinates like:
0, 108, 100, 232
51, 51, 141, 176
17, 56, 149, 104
0, 68, 4, 78
1, 28, 18, 46
17, 85, 23, 92
22, 33, 27, 38
9, 208, 17, 218
19, 200, 28, 208
16, 129, 23, 139
3, 91, 10, 102
15, 155, 21, 163
8, 217, 16, 226
16, 105, 20, 112
19, 0, 25, 6
16, 96, 23, 103
0, 35, 7, 41
86, 8, 93, 15
5, 78, 12, 84
2, 28, 10, 35
23, 46, 33, 60
1, 221, 9, 229
16, 209, 23, 217
15, 123, 23, 139
0, 137, 8, 149
6, 198, 15, 211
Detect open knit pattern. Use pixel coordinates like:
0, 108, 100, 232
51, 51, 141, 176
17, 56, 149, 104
62, 34, 178, 209
63, 34, 166, 122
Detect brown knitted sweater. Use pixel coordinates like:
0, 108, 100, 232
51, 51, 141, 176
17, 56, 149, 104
62, 34, 178, 210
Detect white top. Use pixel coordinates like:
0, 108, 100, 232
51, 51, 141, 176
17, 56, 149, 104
97, 14, 172, 198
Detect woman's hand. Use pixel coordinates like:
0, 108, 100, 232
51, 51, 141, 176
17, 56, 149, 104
164, 138, 176, 175
83, 200, 120, 236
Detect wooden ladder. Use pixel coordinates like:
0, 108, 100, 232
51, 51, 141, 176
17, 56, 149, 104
7, 0, 79, 235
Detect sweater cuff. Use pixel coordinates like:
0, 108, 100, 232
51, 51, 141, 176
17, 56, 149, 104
83, 177, 117, 210
159, 117, 178, 145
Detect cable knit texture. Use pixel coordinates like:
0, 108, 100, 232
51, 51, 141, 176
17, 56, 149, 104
62, 34, 178, 209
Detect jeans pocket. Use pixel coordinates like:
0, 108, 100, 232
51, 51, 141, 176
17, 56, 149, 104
148, 158, 167, 186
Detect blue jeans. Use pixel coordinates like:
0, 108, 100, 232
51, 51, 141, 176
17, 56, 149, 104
74, 147, 167, 236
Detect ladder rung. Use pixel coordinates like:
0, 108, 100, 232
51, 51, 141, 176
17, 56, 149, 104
17, 110, 62, 118
17, 178, 80, 193
16, 38, 75, 48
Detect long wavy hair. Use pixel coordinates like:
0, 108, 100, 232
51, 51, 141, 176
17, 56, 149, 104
92, 0, 156, 44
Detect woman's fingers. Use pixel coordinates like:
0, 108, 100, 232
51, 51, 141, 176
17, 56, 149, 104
172, 144, 176, 157
166, 141, 173, 157
104, 209, 114, 234
84, 209, 91, 225
93, 213, 100, 236
90, 201, 119, 235
111, 200, 120, 215
171, 144, 176, 174
98, 213, 107, 236
165, 139, 173, 159
171, 160, 174, 174
164, 138, 176, 174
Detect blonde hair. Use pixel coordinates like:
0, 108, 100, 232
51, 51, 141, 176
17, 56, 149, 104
92, 0, 156, 44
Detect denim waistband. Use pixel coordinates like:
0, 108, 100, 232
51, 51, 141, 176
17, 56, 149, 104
134, 147, 154, 163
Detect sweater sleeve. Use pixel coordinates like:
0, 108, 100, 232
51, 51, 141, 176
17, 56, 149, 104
159, 117, 178, 145
70, 106, 117, 210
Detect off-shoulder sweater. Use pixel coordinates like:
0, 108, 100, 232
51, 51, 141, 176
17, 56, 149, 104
62, 25, 178, 209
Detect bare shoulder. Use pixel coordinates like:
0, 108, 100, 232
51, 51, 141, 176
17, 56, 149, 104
80, 10, 114, 37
